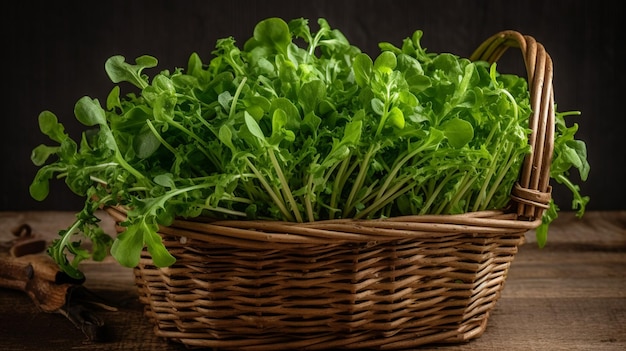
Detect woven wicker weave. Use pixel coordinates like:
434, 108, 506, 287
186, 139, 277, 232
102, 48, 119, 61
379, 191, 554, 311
105, 30, 554, 350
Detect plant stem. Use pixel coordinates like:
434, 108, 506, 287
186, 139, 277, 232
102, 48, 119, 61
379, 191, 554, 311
344, 144, 377, 217
244, 157, 294, 222
329, 155, 351, 219
268, 148, 303, 222
419, 171, 454, 215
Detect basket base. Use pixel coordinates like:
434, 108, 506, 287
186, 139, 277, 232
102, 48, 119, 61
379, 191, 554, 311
132, 229, 525, 350
158, 315, 490, 350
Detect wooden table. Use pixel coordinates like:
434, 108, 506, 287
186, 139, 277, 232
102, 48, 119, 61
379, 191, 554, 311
1, 211, 624, 350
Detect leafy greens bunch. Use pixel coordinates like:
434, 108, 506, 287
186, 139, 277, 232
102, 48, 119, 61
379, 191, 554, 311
30, 17, 589, 279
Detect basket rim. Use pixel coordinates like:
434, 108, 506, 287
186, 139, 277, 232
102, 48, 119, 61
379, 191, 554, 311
105, 205, 539, 245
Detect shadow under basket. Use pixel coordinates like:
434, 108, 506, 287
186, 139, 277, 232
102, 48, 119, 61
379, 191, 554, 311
105, 30, 555, 350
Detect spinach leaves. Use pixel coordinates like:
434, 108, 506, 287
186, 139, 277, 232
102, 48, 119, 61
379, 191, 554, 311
30, 17, 588, 278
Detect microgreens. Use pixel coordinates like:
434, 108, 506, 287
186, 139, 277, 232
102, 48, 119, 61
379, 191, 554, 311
30, 18, 588, 278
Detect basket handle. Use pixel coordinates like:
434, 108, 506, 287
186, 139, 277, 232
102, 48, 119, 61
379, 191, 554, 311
470, 30, 554, 220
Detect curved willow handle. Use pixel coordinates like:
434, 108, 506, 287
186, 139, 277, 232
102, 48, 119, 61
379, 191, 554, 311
470, 30, 555, 220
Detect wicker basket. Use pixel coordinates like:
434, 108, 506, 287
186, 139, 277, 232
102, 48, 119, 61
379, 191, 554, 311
105, 30, 554, 350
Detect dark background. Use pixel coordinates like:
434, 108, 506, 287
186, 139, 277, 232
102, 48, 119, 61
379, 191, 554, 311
2, 0, 623, 212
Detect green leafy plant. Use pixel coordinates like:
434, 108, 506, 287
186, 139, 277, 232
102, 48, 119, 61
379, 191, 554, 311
30, 17, 589, 279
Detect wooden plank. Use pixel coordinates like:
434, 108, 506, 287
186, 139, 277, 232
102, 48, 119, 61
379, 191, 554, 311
1, 211, 625, 350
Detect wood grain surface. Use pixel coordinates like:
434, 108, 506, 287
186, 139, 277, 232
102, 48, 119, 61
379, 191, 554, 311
1, 211, 624, 350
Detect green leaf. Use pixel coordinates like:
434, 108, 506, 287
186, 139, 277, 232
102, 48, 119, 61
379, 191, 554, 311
154, 173, 176, 188
244, 111, 266, 142
398, 91, 419, 107
133, 128, 160, 159
561, 146, 582, 171
388, 107, 405, 129
270, 98, 301, 130
288, 18, 313, 44
106, 86, 122, 111
38, 111, 67, 143
371, 98, 385, 116
343, 119, 363, 146
110, 224, 145, 268
253, 17, 291, 55
186, 52, 203, 77
144, 228, 176, 267
90, 227, 114, 261
442, 118, 474, 148
74, 96, 107, 126
353, 53, 373, 87
31, 145, 59, 166
276, 54, 298, 83
299, 79, 326, 113
270, 109, 288, 139
218, 124, 237, 152
373, 51, 397, 75
536, 200, 559, 248
29, 166, 55, 201
302, 111, 322, 135
218, 91, 233, 111
567, 140, 590, 181
105, 55, 158, 89
111, 106, 150, 132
